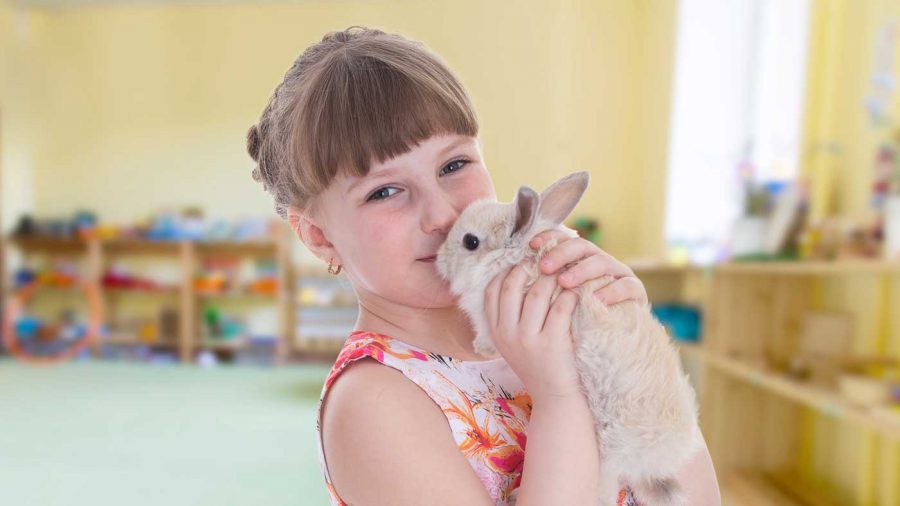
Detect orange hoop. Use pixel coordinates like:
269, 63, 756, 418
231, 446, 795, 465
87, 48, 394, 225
2, 279, 103, 365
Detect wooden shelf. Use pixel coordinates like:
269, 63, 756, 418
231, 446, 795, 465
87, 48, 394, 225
198, 339, 248, 350
8, 235, 91, 254
195, 240, 276, 256
722, 471, 840, 506
101, 333, 177, 346
698, 350, 900, 440
624, 259, 706, 274
714, 259, 900, 275
9, 235, 277, 256
103, 239, 183, 255
196, 289, 276, 300
105, 286, 180, 295
4, 229, 294, 365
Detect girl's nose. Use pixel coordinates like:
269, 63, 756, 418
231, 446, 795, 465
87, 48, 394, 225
421, 191, 460, 235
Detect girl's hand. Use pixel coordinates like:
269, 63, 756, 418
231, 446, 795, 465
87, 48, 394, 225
528, 230, 649, 306
484, 263, 584, 404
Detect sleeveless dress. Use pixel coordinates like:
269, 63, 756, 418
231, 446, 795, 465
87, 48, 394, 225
315, 330, 642, 506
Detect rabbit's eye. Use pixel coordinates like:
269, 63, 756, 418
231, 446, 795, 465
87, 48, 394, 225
463, 233, 480, 251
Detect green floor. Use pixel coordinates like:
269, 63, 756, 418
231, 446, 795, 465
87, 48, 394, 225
0, 358, 332, 506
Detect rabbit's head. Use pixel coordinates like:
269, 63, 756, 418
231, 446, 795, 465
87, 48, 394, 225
435, 171, 590, 299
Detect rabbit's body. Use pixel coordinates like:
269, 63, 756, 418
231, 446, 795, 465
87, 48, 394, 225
436, 172, 700, 506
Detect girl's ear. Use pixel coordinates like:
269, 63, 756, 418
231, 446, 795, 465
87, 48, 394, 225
510, 186, 539, 238
537, 171, 590, 226
287, 205, 341, 265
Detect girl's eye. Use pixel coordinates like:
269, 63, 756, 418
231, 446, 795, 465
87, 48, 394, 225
440, 159, 469, 176
365, 159, 470, 202
366, 186, 400, 202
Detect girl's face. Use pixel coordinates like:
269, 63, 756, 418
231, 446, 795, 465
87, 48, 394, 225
316, 133, 496, 308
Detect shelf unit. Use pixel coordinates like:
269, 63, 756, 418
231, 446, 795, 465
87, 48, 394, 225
2, 226, 295, 365
698, 259, 900, 505
291, 263, 358, 355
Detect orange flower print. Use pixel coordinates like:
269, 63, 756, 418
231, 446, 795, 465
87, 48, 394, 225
325, 332, 428, 389
434, 371, 526, 480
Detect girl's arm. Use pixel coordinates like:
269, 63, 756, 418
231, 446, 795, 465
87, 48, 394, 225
484, 265, 602, 504
674, 432, 721, 505
515, 393, 601, 505
322, 358, 495, 506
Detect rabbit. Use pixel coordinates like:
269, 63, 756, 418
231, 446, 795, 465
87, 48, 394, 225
435, 171, 701, 506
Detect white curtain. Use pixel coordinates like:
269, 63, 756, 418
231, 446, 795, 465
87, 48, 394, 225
664, 0, 811, 264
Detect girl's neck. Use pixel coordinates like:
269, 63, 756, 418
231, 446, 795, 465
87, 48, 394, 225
352, 295, 484, 361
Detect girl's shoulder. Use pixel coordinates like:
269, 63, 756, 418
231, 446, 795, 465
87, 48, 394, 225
321, 330, 432, 393
318, 339, 496, 505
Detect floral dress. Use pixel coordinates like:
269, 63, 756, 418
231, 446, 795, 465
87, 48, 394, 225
315, 330, 642, 505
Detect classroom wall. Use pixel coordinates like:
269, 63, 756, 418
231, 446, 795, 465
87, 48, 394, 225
0, 0, 678, 262
801, 1, 900, 502
0, 0, 37, 237
803, 0, 900, 220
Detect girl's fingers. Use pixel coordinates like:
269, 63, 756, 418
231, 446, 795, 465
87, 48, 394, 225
541, 289, 580, 336
536, 237, 593, 274
594, 276, 649, 306
556, 254, 620, 289
497, 264, 529, 333
519, 273, 560, 334
540, 239, 634, 279
529, 228, 575, 249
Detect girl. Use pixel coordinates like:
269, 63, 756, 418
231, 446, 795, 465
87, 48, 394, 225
247, 26, 719, 506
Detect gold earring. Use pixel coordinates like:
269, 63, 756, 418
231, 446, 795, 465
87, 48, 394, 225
327, 257, 342, 275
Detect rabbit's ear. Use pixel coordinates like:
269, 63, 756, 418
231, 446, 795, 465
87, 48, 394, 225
538, 171, 590, 225
510, 186, 539, 238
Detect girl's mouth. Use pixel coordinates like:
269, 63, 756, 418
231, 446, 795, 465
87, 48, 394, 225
418, 256, 437, 262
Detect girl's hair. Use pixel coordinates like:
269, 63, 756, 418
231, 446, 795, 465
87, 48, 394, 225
247, 26, 479, 219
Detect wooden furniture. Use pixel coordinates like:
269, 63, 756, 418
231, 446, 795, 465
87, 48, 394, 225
290, 263, 358, 356
697, 260, 900, 506
2, 226, 295, 365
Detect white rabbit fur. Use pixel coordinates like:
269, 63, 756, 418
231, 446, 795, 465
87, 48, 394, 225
435, 171, 701, 506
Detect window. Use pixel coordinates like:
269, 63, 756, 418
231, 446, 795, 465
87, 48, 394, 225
664, 0, 811, 264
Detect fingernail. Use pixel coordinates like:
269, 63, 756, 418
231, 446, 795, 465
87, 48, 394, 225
541, 258, 552, 267
560, 272, 572, 282
531, 238, 542, 249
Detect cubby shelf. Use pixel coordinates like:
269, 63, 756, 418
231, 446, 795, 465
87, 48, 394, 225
3, 228, 295, 365
698, 348, 900, 440
699, 259, 900, 506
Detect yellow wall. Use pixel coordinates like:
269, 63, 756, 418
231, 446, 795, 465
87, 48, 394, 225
801, 1, 900, 503
0, 0, 678, 261
0, 0, 37, 236
804, 0, 900, 218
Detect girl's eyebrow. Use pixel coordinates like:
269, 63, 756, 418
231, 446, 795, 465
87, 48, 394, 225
345, 138, 470, 194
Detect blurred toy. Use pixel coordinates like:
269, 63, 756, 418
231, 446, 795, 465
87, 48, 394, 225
201, 304, 246, 341
886, 196, 900, 260
138, 321, 158, 344
839, 374, 894, 408
569, 216, 602, 246
206, 218, 232, 241
248, 258, 278, 296
233, 217, 277, 241
787, 311, 855, 387
102, 265, 165, 291
195, 257, 238, 294
197, 350, 218, 367
13, 261, 92, 289
3, 276, 102, 365
72, 210, 98, 239
650, 304, 702, 342
158, 307, 179, 341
